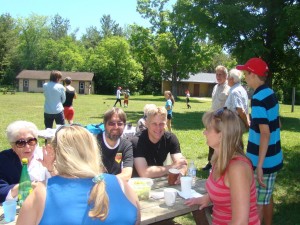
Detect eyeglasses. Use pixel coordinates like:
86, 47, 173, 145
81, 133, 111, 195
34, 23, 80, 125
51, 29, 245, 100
107, 121, 124, 127
14, 138, 37, 148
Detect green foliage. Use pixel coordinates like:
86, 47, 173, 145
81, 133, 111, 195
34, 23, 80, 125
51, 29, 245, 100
90, 36, 143, 93
176, 0, 300, 98
137, 0, 224, 97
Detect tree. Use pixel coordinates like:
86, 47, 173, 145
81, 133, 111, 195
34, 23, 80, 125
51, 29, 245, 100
0, 13, 19, 85
36, 37, 86, 71
81, 26, 101, 49
17, 14, 49, 70
137, 0, 221, 97
100, 15, 124, 38
176, 0, 300, 102
128, 25, 161, 94
89, 36, 143, 94
50, 14, 70, 40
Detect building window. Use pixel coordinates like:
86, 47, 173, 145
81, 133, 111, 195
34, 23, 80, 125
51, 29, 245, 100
37, 80, 45, 88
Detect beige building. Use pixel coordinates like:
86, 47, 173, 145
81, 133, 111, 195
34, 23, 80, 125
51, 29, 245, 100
16, 70, 94, 95
162, 72, 216, 97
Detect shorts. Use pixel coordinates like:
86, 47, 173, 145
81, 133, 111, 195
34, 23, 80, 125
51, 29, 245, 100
167, 114, 172, 120
64, 106, 75, 121
255, 171, 277, 205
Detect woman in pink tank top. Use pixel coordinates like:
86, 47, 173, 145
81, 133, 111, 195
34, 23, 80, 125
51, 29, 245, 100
185, 108, 260, 225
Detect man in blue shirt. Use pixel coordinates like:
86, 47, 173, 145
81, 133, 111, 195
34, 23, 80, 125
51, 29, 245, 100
43, 70, 66, 128
237, 58, 283, 225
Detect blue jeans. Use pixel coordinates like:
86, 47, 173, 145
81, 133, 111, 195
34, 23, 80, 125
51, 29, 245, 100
44, 111, 65, 128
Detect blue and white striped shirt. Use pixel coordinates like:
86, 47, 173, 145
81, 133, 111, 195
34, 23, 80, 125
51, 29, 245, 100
246, 84, 283, 173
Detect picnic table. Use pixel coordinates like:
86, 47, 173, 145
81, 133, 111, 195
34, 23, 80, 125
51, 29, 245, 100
0, 177, 211, 225
140, 177, 211, 225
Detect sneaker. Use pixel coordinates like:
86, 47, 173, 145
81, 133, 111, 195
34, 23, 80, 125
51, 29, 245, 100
202, 163, 212, 171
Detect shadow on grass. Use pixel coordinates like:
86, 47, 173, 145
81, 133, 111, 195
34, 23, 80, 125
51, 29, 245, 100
273, 146, 300, 225
281, 116, 300, 132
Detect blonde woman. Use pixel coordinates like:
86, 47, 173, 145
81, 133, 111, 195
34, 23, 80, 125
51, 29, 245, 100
185, 109, 260, 225
17, 125, 140, 225
164, 91, 175, 132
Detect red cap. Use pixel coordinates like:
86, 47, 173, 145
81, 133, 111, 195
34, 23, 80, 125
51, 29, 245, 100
236, 58, 269, 76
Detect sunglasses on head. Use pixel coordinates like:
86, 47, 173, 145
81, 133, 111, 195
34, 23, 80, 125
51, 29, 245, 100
55, 123, 83, 134
14, 138, 37, 148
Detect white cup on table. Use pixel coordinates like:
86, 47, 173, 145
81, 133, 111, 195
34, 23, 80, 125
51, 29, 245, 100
180, 176, 192, 198
164, 188, 177, 206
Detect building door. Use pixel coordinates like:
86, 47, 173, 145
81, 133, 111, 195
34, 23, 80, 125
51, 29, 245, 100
79, 81, 85, 94
194, 84, 200, 97
23, 80, 29, 92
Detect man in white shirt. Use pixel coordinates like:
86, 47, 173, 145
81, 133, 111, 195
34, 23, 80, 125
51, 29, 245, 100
202, 65, 230, 171
225, 68, 250, 132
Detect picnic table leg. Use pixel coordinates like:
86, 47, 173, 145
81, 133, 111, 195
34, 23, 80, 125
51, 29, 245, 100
192, 208, 211, 225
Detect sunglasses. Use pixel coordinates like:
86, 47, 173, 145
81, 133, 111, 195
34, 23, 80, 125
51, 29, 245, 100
14, 138, 37, 148
107, 121, 124, 127
55, 123, 83, 134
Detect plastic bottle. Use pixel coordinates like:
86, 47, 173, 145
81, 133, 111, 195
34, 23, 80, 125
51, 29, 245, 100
188, 160, 197, 187
18, 158, 33, 206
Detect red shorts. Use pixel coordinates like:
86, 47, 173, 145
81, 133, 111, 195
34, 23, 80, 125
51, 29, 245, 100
64, 107, 75, 120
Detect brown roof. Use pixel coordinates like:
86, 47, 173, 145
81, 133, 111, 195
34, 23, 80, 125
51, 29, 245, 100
16, 70, 94, 81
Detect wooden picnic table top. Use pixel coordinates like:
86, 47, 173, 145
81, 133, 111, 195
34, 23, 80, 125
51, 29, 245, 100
140, 176, 209, 225
0, 177, 210, 225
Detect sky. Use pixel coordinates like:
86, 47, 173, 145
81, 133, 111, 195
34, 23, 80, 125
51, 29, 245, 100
0, 0, 173, 38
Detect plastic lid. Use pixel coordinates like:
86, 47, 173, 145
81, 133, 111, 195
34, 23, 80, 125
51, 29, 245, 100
21, 158, 28, 164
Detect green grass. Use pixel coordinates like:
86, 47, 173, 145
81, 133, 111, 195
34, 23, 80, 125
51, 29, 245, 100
0, 93, 299, 224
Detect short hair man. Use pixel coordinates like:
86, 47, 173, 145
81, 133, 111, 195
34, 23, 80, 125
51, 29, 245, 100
224, 68, 250, 132
43, 70, 66, 128
237, 57, 283, 225
97, 107, 133, 181
131, 106, 187, 180
202, 65, 230, 171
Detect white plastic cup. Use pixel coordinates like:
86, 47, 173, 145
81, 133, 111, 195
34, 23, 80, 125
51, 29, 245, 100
180, 176, 192, 198
2, 200, 17, 222
164, 188, 177, 206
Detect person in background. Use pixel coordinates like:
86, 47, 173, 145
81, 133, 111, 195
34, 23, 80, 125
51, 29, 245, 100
123, 88, 130, 108
224, 68, 250, 133
43, 70, 66, 129
131, 106, 187, 180
0, 121, 51, 203
136, 103, 157, 133
164, 90, 175, 132
185, 89, 191, 109
237, 58, 283, 225
17, 125, 140, 225
97, 107, 133, 181
185, 109, 260, 225
63, 77, 77, 124
113, 86, 122, 107
202, 65, 230, 171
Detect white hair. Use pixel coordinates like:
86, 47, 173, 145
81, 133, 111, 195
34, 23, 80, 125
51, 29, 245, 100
229, 68, 242, 83
6, 121, 38, 143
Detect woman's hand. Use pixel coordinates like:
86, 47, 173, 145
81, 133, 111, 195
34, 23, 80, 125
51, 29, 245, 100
184, 194, 210, 210
38, 144, 55, 172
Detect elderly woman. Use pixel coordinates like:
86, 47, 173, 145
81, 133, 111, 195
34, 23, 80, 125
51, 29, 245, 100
0, 121, 51, 203
17, 125, 140, 225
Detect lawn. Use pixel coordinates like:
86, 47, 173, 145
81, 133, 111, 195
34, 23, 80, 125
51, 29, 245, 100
0, 93, 299, 224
